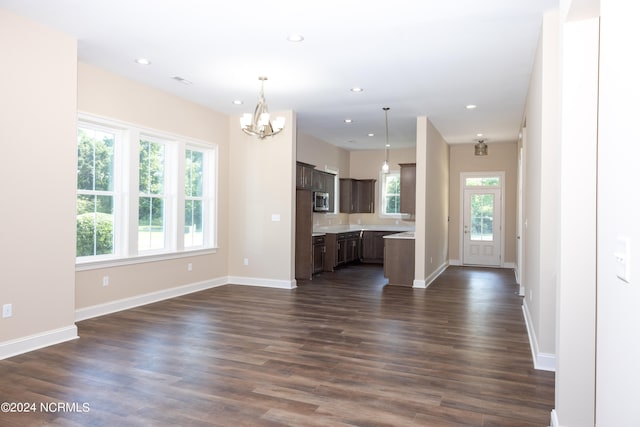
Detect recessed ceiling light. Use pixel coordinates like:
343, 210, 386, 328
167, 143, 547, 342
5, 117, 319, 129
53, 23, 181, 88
344, 119, 353, 124
477, 133, 484, 137
135, 58, 151, 65
368, 133, 374, 137
385, 144, 391, 148
171, 76, 193, 85
287, 34, 304, 42
232, 100, 243, 105
466, 104, 477, 110
350, 87, 364, 92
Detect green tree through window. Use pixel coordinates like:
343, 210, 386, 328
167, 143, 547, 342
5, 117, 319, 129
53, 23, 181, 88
76, 128, 115, 257
382, 173, 401, 214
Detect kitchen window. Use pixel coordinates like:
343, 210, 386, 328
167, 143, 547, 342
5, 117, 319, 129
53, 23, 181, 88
380, 170, 402, 217
76, 114, 217, 266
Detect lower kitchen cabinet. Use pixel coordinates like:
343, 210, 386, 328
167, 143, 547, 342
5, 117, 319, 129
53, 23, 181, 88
383, 237, 415, 286
312, 235, 326, 274
361, 230, 396, 263
323, 231, 361, 271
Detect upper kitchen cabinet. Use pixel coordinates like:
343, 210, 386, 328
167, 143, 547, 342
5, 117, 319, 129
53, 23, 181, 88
399, 163, 416, 214
339, 178, 376, 213
296, 162, 315, 190
313, 170, 336, 211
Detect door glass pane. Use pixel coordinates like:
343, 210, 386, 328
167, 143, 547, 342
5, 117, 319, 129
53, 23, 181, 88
465, 176, 500, 187
470, 194, 494, 241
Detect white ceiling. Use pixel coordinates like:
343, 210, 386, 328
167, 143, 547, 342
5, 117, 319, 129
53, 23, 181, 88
0, 0, 558, 150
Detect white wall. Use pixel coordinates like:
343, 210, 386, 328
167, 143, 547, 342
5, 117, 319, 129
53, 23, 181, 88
554, 14, 599, 427
521, 10, 561, 371
596, 0, 640, 423
0, 9, 78, 357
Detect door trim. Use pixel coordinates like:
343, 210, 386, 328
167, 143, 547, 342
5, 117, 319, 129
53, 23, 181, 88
459, 171, 506, 267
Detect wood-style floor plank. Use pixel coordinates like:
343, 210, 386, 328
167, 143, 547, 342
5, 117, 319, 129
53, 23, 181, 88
0, 265, 554, 426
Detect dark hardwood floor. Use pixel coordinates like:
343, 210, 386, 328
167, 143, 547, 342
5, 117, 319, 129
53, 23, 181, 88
0, 265, 554, 426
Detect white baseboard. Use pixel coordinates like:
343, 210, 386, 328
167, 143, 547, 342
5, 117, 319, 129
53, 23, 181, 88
449, 259, 515, 270
0, 325, 78, 360
75, 277, 228, 321
413, 261, 449, 288
550, 409, 559, 427
227, 276, 297, 289
522, 300, 556, 371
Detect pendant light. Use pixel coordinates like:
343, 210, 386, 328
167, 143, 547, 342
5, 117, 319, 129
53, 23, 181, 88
382, 107, 391, 173
474, 139, 488, 156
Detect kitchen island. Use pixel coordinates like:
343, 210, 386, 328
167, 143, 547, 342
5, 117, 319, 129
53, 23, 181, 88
383, 231, 415, 286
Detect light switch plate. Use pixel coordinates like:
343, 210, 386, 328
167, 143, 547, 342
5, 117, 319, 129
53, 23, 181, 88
615, 237, 631, 283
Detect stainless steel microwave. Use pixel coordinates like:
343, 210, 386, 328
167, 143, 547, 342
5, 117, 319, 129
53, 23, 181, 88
313, 191, 330, 212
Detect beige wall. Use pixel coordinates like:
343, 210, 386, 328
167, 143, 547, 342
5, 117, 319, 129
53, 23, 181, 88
415, 118, 450, 285
348, 148, 417, 226
0, 10, 78, 351
297, 132, 350, 176
75, 63, 231, 310
297, 132, 351, 227
448, 142, 518, 264
227, 111, 296, 286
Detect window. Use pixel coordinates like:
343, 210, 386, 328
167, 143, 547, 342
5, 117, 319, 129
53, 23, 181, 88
184, 149, 204, 248
76, 114, 217, 265
138, 138, 166, 252
380, 171, 402, 216
76, 126, 117, 258
465, 176, 500, 187
324, 166, 340, 214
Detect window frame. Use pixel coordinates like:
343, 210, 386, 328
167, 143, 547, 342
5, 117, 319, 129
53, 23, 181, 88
378, 170, 406, 219
76, 113, 218, 270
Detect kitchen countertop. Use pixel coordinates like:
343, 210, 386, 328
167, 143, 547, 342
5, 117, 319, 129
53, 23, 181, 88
383, 231, 415, 240
312, 225, 414, 236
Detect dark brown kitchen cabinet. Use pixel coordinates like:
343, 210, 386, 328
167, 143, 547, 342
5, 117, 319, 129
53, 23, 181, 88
313, 170, 336, 211
361, 230, 396, 263
323, 231, 361, 271
339, 179, 376, 213
312, 235, 325, 274
399, 163, 416, 214
384, 237, 415, 286
295, 189, 314, 280
296, 162, 315, 190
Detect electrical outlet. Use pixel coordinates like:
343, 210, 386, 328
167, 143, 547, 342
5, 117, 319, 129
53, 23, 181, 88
187, 263, 193, 271
2, 304, 12, 318
243, 258, 249, 266
102, 276, 109, 287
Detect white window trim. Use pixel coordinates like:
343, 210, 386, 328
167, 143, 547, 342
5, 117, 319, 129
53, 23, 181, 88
323, 165, 340, 216
378, 169, 408, 219
76, 112, 218, 269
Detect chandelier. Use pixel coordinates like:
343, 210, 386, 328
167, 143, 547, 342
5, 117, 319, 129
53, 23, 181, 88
474, 139, 488, 156
240, 76, 285, 139
381, 107, 391, 173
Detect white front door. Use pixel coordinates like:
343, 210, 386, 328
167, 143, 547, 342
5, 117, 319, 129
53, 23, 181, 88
463, 188, 502, 266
